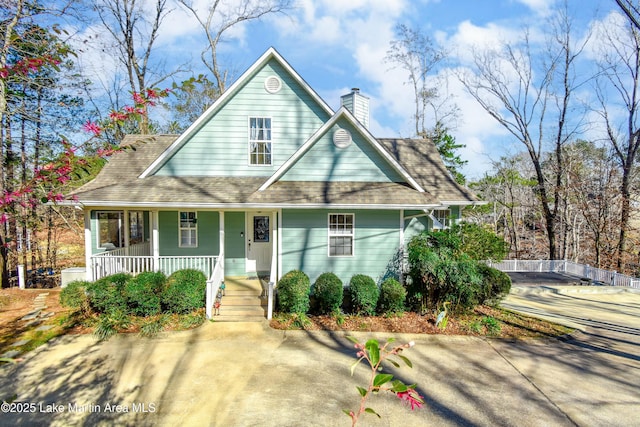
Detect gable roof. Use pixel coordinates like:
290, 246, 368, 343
69, 47, 480, 210
258, 107, 424, 192
69, 135, 479, 209
139, 47, 334, 179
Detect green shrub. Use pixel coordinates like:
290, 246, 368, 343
312, 272, 343, 314
124, 271, 167, 317
60, 280, 91, 313
277, 270, 310, 314
162, 269, 207, 314
94, 311, 131, 341
482, 316, 501, 335
86, 273, 131, 314
179, 310, 206, 329
347, 274, 379, 316
456, 222, 509, 262
406, 232, 483, 312
476, 264, 512, 305
377, 278, 406, 314
139, 314, 171, 337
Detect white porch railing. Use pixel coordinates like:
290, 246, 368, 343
486, 259, 640, 289
100, 241, 151, 257
205, 254, 224, 319
91, 253, 218, 281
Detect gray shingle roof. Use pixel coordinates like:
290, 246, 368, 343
70, 134, 479, 208
378, 138, 478, 202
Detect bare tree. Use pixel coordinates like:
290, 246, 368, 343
593, 13, 640, 270
615, 0, 640, 30
177, 0, 293, 94
94, 0, 178, 134
460, 5, 590, 260
385, 24, 454, 137
563, 141, 621, 267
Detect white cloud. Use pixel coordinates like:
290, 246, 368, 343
515, 0, 555, 16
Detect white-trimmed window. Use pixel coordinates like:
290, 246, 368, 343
433, 209, 451, 229
249, 117, 272, 165
97, 211, 123, 249
329, 213, 354, 256
179, 211, 197, 247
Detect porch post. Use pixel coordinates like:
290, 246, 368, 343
219, 211, 225, 278
269, 210, 278, 284
152, 210, 160, 271
399, 209, 404, 283
277, 208, 282, 281
123, 210, 130, 254
84, 210, 93, 281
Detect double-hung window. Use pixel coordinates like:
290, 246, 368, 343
97, 211, 123, 249
249, 117, 272, 165
179, 211, 197, 247
328, 214, 354, 256
433, 209, 451, 229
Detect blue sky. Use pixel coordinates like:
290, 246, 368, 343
75, 0, 620, 179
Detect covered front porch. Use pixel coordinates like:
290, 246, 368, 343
85, 209, 280, 320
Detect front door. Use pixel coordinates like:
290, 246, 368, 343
246, 213, 272, 274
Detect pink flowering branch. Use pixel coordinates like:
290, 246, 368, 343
1, 56, 169, 233
0, 55, 61, 79
344, 337, 424, 426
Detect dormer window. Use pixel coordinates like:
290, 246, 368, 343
249, 117, 272, 165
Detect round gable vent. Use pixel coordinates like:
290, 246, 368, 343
333, 128, 352, 148
264, 76, 282, 93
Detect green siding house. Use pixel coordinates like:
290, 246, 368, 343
70, 48, 479, 318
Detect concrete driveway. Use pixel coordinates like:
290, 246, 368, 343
0, 286, 639, 427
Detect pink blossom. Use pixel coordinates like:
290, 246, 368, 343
3, 192, 16, 204
47, 192, 65, 202
146, 88, 158, 99
396, 390, 424, 411
82, 121, 102, 136
0, 213, 7, 224
109, 110, 128, 121
132, 92, 145, 104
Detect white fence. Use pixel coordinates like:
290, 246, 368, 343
487, 259, 640, 289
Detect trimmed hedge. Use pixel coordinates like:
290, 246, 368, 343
124, 271, 167, 316
347, 274, 379, 316
377, 278, 406, 314
162, 269, 207, 314
86, 273, 131, 314
60, 280, 91, 312
313, 272, 343, 314
277, 270, 310, 314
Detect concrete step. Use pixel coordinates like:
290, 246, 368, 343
220, 306, 265, 314
215, 277, 268, 322
213, 315, 266, 323
219, 306, 266, 316
222, 295, 266, 306
222, 290, 264, 298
